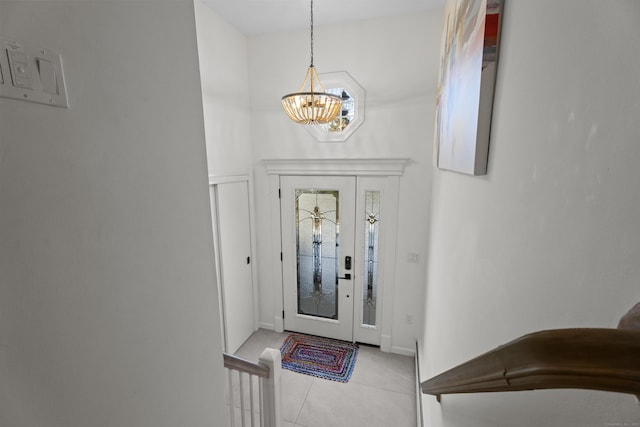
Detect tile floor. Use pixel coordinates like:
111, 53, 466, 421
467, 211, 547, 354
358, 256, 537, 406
229, 329, 417, 427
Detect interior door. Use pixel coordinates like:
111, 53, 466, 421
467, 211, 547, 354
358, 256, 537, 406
212, 180, 255, 353
280, 176, 356, 342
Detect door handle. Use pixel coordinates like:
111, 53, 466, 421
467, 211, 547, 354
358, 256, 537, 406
338, 273, 351, 280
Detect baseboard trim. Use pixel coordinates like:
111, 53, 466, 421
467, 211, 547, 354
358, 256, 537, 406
258, 322, 274, 330
391, 345, 416, 357
415, 341, 424, 427
274, 315, 284, 333
381, 334, 392, 352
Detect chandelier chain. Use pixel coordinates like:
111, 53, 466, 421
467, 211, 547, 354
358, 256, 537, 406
280, 0, 342, 125
310, 0, 314, 66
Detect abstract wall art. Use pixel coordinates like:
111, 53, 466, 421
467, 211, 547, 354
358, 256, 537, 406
434, 0, 503, 175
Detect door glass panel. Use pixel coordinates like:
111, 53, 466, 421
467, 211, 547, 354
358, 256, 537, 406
363, 191, 380, 326
295, 189, 339, 319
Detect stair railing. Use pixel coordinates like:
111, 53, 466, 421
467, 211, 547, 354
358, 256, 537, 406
422, 304, 640, 401
223, 348, 282, 427
421, 328, 640, 402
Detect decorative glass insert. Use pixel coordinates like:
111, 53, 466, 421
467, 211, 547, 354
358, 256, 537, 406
306, 71, 365, 142
295, 189, 340, 319
362, 191, 380, 326
325, 88, 355, 133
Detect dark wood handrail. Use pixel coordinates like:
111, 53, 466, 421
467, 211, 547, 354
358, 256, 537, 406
223, 352, 270, 378
421, 328, 640, 401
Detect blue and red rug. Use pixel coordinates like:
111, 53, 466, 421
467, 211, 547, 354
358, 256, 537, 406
280, 333, 358, 383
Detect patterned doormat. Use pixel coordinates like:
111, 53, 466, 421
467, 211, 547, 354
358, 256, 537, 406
280, 333, 358, 382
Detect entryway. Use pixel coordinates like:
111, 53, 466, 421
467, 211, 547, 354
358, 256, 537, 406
232, 328, 416, 427
266, 159, 406, 349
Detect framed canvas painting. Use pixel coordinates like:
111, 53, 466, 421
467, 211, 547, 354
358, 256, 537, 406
434, 0, 503, 175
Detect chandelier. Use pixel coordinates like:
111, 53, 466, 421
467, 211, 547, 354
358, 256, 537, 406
281, 0, 342, 125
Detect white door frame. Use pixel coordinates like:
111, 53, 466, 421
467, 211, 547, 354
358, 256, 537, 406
265, 159, 407, 352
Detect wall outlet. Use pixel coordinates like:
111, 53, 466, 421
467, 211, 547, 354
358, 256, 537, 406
407, 252, 420, 263
405, 314, 414, 325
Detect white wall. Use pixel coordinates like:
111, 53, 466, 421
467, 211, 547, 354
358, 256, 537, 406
0, 2, 225, 426
194, 0, 253, 177
248, 11, 443, 353
421, 1, 640, 425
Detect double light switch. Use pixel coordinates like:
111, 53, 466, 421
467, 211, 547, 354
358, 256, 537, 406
0, 38, 68, 108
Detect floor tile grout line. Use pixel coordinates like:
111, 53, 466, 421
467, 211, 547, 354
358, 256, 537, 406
348, 381, 416, 396
292, 376, 316, 425
332, 375, 417, 399
286, 368, 415, 398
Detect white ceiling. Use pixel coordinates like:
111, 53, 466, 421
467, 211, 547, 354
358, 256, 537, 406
201, 0, 445, 36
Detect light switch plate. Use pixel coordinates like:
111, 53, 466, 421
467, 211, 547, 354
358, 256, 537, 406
6, 43, 33, 89
0, 37, 69, 108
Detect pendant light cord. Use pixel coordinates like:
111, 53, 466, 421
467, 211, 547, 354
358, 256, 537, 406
310, 0, 314, 67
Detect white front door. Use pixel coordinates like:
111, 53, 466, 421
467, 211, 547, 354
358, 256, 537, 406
280, 175, 388, 345
281, 176, 356, 342
267, 159, 405, 350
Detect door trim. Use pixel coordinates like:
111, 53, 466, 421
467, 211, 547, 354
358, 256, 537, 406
264, 159, 407, 352
265, 158, 407, 176
209, 174, 259, 351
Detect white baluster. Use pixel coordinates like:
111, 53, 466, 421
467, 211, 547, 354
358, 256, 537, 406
239, 371, 246, 426
258, 348, 282, 427
249, 373, 256, 427
227, 369, 236, 427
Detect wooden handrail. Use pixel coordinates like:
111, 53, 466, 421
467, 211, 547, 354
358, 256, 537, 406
223, 352, 270, 378
421, 328, 640, 401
